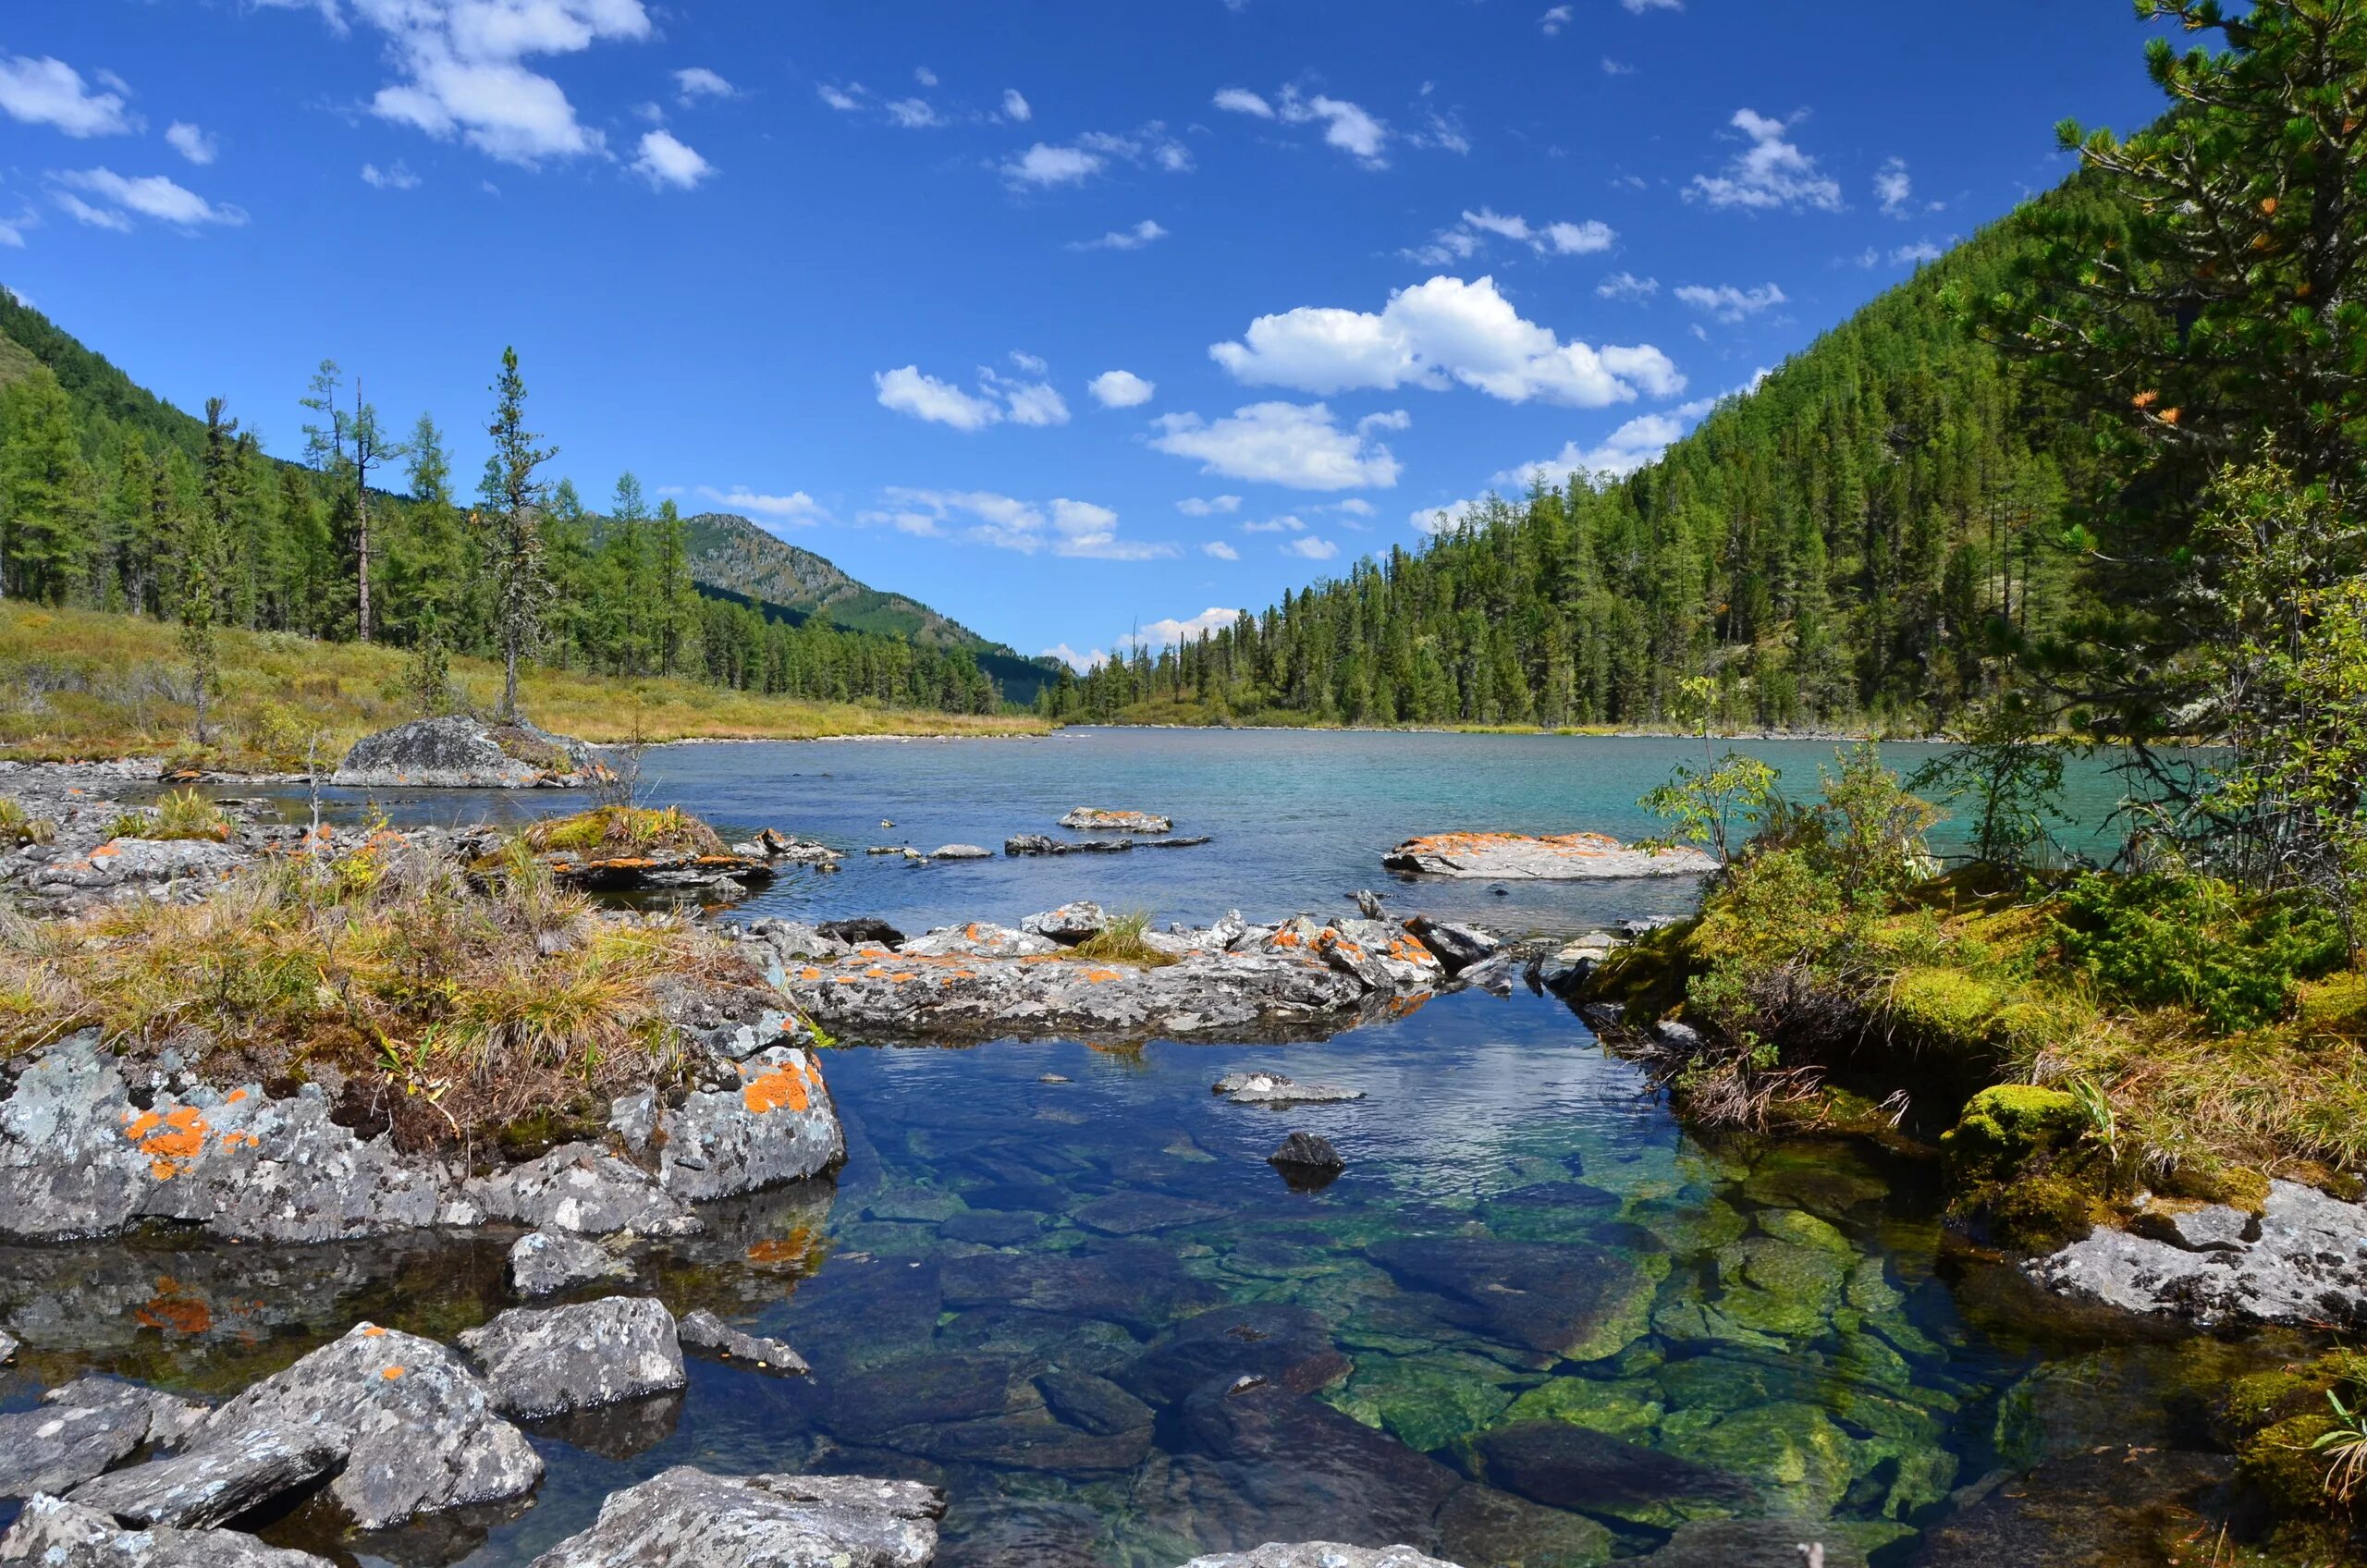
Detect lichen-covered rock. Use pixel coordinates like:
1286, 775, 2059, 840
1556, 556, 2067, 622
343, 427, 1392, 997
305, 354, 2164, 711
459, 1296, 685, 1419
0, 1380, 207, 1501
25, 838, 249, 912
0, 1328, 17, 1362
929, 844, 992, 859
333, 716, 595, 789
466, 1143, 702, 1238
1403, 916, 1501, 975
525, 1465, 945, 1568
509, 1230, 632, 1296
675, 1309, 809, 1376
2025, 1179, 2367, 1328
899, 922, 1060, 959
65, 1424, 343, 1529
191, 1321, 541, 1530
0, 1493, 337, 1566
1061, 808, 1173, 834
657, 1047, 843, 1203
1214, 1072, 1364, 1107
1022, 901, 1109, 943
1175, 1549, 1464, 1568
1382, 832, 1717, 879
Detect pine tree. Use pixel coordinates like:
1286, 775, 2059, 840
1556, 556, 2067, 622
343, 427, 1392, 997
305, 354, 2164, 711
484, 347, 555, 725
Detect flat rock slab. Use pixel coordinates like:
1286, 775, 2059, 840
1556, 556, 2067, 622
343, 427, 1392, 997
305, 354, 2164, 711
1367, 1237, 1652, 1363
0, 1378, 208, 1501
1061, 809, 1173, 834
675, 1308, 809, 1376
509, 1231, 632, 1297
1382, 831, 1717, 880
0, 1494, 335, 1566
526, 1464, 945, 1568
901, 922, 1061, 958
333, 716, 595, 789
1213, 1072, 1364, 1107
1472, 1420, 1759, 1526
192, 1321, 540, 1531
1177, 1549, 1462, 1568
466, 1143, 700, 1239
67, 1423, 342, 1528
459, 1296, 686, 1419
1117, 1303, 1352, 1406
2026, 1178, 2367, 1327
1072, 1192, 1225, 1236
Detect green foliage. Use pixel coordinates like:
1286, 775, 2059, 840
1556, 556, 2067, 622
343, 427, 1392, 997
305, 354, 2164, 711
399, 614, 457, 719
107, 788, 229, 842
2054, 872, 2347, 1032
1910, 691, 2069, 869
1070, 910, 1180, 969
484, 346, 554, 724
0, 798, 55, 846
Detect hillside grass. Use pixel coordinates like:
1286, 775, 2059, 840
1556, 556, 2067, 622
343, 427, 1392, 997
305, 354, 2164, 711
0, 603, 1047, 772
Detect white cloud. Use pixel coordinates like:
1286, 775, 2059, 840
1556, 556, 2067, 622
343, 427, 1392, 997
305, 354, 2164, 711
1210, 274, 1682, 408
817, 82, 863, 111
1410, 498, 1484, 534
250, 0, 350, 33
361, 159, 421, 190
1217, 84, 1387, 166
1042, 643, 1107, 672
1602, 57, 1636, 76
998, 377, 1071, 427
1625, 0, 1682, 10
1282, 535, 1339, 560
1089, 369, 1157, 409
1495, 412, 1687, 490
0, 209, 34, 248
1674, 281, 1785, 323
695, 485, 828, 524
1177, 496, 1242, 516
1874, 155, 1910, 217
52, 167, 244, 229
630, 129, 712, 190
1001, 88, 1031, 122
1001, 141, 1104, 187
1539, 6, 1574, 34
1333, 497, 1375, 517
1150, 401, 1404, 491
1596, 270, 1658, 301
1120, 607, 1243, 652
1070, 217, 1166, 252
876, 365, 1002, 431
675, 67, 733, 101
914, 66, 938, 87
1415, 208, 1613, 263
1211, 87, 1273, 118
1201, 540, 1240, 560
1891, 239, 1941, 265
868, 488, 1173, 559
0, 55, 137, 138
165, 122, 216, 165
1241, 515, 1305, 533
1009, 349, 1049, 374
1687, 108, 1840, 213
885, 98, 942, 129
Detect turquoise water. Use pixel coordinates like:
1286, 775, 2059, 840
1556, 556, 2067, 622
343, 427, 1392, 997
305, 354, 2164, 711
0, 731, 2241, 1566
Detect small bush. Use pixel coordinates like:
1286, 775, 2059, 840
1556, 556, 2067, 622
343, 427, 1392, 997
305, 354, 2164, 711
2055, 873, 2347, 1033
1071, 910, 1178, 968
104, 788, 229, 843
521, 805, 724, 859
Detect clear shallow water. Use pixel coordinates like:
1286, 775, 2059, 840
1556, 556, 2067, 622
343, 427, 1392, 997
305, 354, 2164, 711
2, 731, 2250, 1566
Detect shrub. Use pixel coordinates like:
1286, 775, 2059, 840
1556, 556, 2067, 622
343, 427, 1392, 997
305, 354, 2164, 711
521, 805, 724, 859
1071, 910, 1178, 968
2054, 872, 2347, 1032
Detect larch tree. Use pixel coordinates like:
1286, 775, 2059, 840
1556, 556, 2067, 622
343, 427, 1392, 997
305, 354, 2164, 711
484, 347, 555, 725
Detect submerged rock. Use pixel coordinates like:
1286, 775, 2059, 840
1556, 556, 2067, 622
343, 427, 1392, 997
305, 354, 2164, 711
190, 1321, 540, 1530
1902, 1445, 2233, 1566
0, 1494, 334, 1566
675, 1308, 809, 1376
333, 715, 596, 789
2026, 1178, 2367, 1328
526, 1465, 944, 1568
1176, 1550, 1463, 1568
1472, 1420, 1759, 1527
1367, 1237, 1654, 1364
1382, 831, 1717, 880
1636, 1517, 1911, 1566
458, 1296, 686, 1419
65, 1423, 342, 1529
509, 1230, 632, 1296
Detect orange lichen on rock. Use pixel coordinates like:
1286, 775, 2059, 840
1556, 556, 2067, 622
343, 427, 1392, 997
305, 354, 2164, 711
124, 1104, 212, 1179
381, 1366, 406, 1379
741, 1058, 813, 1115
136, 1276, 215, 1336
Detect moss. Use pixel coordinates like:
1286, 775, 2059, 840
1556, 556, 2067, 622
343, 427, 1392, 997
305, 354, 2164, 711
2152, 1158, 2272, 1213
1500, 1376, 1664, 1439
522, 805, 726, 859
1942, 1084, 2088, 1182
1578, 922, 1698, 1020
1885, 964, 2006, 1048
1662, 1401, 1865, 1516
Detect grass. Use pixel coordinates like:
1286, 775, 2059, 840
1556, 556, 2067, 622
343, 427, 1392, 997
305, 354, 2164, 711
103, 787, 230, 842
0, 797, 54, 846
0, 827, 762, 1155
521, 805, 726, 859
1069, 910, 1180, 968
0, 602, 1049, 772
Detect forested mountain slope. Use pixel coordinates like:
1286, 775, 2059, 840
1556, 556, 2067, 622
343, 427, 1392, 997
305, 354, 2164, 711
1045, 188, 2111, 732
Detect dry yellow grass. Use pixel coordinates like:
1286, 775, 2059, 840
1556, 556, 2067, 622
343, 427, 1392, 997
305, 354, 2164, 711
0, 603, 1047, 770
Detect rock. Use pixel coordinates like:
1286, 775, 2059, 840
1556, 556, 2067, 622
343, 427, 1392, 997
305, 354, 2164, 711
1061, 807, 1174, 833
1652, 1019, 1704, 1051
0, 1328, 16, 1362
675, 1308, 808, 1375
65, 1424, 342, 1528
1382, 831, 1718, 880
1005, 834, 1206, 856
1434, 1484, 1618, 1568
1137, 835, 1212, 849
26, 838, 248, 910
0, 1379, 207, 1501
467, 1143, 701, 1239
1456, 953, 1523, 997
458, 1296, 686, 1418
333, 715, 595, 789
1214, 1072, 1364, 1107
607, 1089, 660, 1152
1403, 915, 1501, 975
1034, 1370, 1154, 1435
1472, 1421, 1759, 1527
190, 1321, 541, 1530
656, 1047, 844, 1202
0, 1034, 445, 1244
1073, 1192, 1225, 1236
526, 1465, 945, 1568
2025, 1178, 2367, 1327
1022, 901, 1109, 943
1352, 888, 1387, 918
1269, 1132, 1345, 1173
741, 920, 852, 962
1366, 1238, 1653, 1364
930, 844, 991, 859
0, 1494, 335, 1566
1004, 833, 1063, 856
754, 827, 840, 865
1902, 1446, 2233, 1567
1176, 1549, 1463, 1568
1637, 1517, 1910, 1566
899, 922, 1061, 958
1118, 1302, 1353, 1405
509, 1230, 632, 1296
939, 1244, 1221, 1335
816, 916, 905, 949
2127, 1200, 2254, 1253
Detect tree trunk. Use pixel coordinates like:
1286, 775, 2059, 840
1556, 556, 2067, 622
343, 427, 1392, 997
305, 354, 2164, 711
356, 481, 372, 643
502, 635, 520, 724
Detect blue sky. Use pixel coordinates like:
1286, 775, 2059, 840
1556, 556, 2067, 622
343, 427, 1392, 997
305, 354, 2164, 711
2, 1, 2175, 667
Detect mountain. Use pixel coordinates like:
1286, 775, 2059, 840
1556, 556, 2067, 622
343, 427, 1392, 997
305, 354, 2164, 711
671, 511, 1007, 653
693, 579, 1060, 707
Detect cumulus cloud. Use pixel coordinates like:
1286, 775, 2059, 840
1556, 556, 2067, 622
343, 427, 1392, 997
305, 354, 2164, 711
885, 97, 942, 129
1176, 496, 1242, 516
362, 159, 421, 190
1119, 606, 1243, 652
1070, 218, 1166, 252
165, 121, 216, 165
1539, 6, 1574, 34
1687, 108, 1840, 213
1596, 270, 1658, 301
52, 167, 244, 229
1042, 643, 1107, 671
817, 82, 864, 111
1150, 401, 1404, 491
1411, 206, 1615, 264
997, 377, 1070, 427
865, 488, 1174, 559
1001, 88, 1030, 122
1674, 281, 1785, 323
1282, 535, 1339, 560
1201, 540, 1240, 559
631, 129, 712, 189
1625, 0, 1682, 10
1002, 123, 1187, 188
1089, 370, 1156, 408
1494, 412, 1688, 490
695, 485, 828, 525
1215, 84, 1387, 166
1001, 141, 1104, 187
1209, 275, 1682, 409
875, 361, 1069, 429
1874, 155, 1910, 216
0, 55, 137, 138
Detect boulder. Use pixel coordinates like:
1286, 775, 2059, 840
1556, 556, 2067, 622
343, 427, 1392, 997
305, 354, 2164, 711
190, 1321, 541, 1530
1175, 1550, 1462, 1568
656, 1047, 844, 1203
333, 715, 595, 789
2025, 1178, 2367, 1327
1471, 1421, 1759, 1527
1061, 808, 1173, 834
0, 1494, 335, 1566
0, 1328, 16, 1362
930, 844, 992, 860
465, 1143, 701, 1239
675, 1308, 809, 1376
2126, 1200, 2254, 1253
524, 1465, 944, 1568
509, 1230, 632, 1296
1214, 1072, 1364, 1107
1382, 832, 1718, 880
1118, 1303, 1353, 1406
1034, 1370, 1153, 1436
0, 1380, 207, 1501
1403, 916, 1501, 975
816, 917, 904, 949
1022, 901, 1109, 943
1366, 1238, 1653, 1364
1902, 1446, 2233, 1567
458, 1296, 686, 1419
900, 922, 1060, 958
65, 1424, 342, 1529
1269, 1132, 1345, 1174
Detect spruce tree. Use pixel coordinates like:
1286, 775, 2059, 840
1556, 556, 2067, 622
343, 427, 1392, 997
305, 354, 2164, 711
0, 367, 91, 603
484, 347, 555, 725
